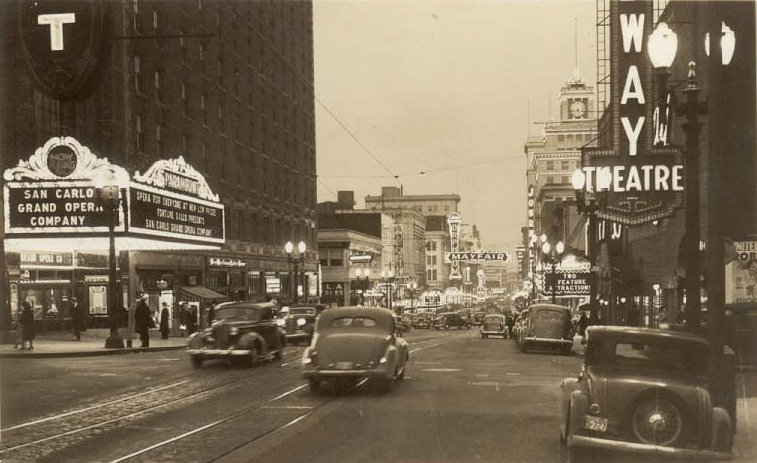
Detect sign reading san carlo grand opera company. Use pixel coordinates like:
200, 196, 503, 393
129, 157, 224, 245
580, 0, 684, 225
3, 137, 127, 234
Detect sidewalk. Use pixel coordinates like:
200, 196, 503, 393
0, 328, 186, 358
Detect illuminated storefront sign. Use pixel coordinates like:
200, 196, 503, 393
20, 252, 73, 267
447, 212, 462, 280
3, 137, 128, 235
445, 251, 509, 262
581, 0, 684, 225
208, 257, 246, 268
129, 156, 225, 245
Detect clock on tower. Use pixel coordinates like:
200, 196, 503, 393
569, 99, 586, 119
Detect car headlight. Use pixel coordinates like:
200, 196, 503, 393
296, 318, 306, 327
229, 326, 239, 335
379, 356, 388, 364
276, 318, 286, 327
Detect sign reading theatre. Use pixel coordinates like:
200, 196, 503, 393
129, 157, 224, 245
580, 0, 684, 225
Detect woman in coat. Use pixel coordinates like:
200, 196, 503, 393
20, 301, 35, 350
159, 303, 170, 339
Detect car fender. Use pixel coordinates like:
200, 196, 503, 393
566, 389, 589, 444
238, 332, 267, 354
186, 332, 204, 349
710, 407, 733, 452
383, 344, 399, 372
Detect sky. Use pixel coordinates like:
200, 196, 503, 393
313, 0, 597, 261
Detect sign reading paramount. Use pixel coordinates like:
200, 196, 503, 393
129, 157, 224, 245
581, 0, 684, 225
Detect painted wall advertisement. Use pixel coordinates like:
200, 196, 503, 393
726, 241, 757, 304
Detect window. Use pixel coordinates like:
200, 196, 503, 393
153, 10, 159, 30
199, 44, 206, 75
546, 161, 554, 170
179, 30, 187, 63
218, 103, 224, 132
200, 93, 207, 125
136, 116, 144, 152
182, 134, 187, 154
154, 70, 161, 102
558, 135, 565, 142
331, 317, 376, 328
133, 55, 142, 92
132, 0, 140, 31
156, 124, 163, 155
562, 175, 570, 184
181, 82, 188, 115
561, 161, 569, 170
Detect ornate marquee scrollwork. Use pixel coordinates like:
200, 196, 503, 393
3, 136, 129, 184
134, 156, 220, 202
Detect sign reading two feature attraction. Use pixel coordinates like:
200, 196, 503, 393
544, 271, 595, 297
580, 0, 684, 225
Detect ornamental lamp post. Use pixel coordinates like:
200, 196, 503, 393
571, 169, 601, 324
648, 22, 707, 335
541, 240, 565, 304
285, 241, 306, 304
95, 183, 124, 349
381, 270, 395, 313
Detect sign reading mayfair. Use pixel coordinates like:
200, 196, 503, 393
445, 251, 509, 263
580, 0, 684, 225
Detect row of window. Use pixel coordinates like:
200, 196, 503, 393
545, 160, 579, 171
224, 207, 312, 248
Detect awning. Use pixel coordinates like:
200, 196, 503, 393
178, 286, 229, 301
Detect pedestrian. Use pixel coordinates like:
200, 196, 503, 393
12, 304, 24, 349
135, 295, 152, 347
20, 301, 35, 350
206, 304, 215, 326
160, 302, 170, 340
186, 305, 198, 335
71, 297, 83, 341
505, 312, 515, 339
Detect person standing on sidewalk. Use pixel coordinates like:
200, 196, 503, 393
135, 295, 151, 347
159, 302, 170, 340
20, 301, 35, 350
71, 297, 83, 341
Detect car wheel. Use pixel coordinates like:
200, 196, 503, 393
444, 324, 449, 330
630, 396, 684, 446
248, 344, 259, 367
190, 355, 203, 369
308, 379, 321, 394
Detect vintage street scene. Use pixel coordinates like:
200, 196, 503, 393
0, 1, 756, 462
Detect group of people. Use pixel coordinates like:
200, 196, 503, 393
13, 302, 36, 350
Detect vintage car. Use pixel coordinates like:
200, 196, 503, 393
480, 313, 507, 339
411, 313, 432, 329
301, 307, 409, 393
395, 314, 413, 333
560, 326, 735, 462
186, 301, 286, 368
276, 304, 326, 345
433, 311, 471, 330
517, 304, 573, 354
472, 311, 487, 326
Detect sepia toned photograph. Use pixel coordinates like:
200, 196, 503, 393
0, 0, 755, 462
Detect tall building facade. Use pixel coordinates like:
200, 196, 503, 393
365, 186, 462, 289
0, 1, 317, 329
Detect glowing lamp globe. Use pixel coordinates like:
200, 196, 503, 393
648, 22, 678, 69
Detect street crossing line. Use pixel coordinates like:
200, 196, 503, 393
2, 379, 192, 432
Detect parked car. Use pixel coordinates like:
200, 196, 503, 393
186, 301, 286, 368
397, 314, 413, 333
517, 304, 573, 354
433, 311, 471, 330
276, 304, 326, 345
560, 326, 735, 462
411, 313, 432, 329
480, 314, 507, 339
301, 307, 409, 394
472, 312, 487, 326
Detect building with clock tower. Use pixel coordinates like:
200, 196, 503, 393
522, 70, 598, 298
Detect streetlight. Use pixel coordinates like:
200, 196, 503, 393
381, 269, 395, 313
541, 240, 565, 304
408, 281, 418, 313
652, 283, 662, 328
648, 22, 707, 335
95, 183, 124, 349
285, 240, 306, 304
529, 234, 538, 303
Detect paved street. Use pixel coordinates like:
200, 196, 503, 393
1, 329, 584, 462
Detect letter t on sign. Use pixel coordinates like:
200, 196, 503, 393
38, 13, 76, 51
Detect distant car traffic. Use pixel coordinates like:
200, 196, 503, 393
472, 312, 486, 326
301, 307, 409, 394
276, 304, 326, 345
560, 326, 735, 462
480, 314, 507, 339
411, 313, 432, 329
516, 304, 573, 354
433, 312, 471, 330
186, 301, 286, 368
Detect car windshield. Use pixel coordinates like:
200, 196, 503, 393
290, 308, 314, 315
534, 309, 566, 321
331, 316, 377, 328
611, 342, 709, 374
215, 306, 260, 321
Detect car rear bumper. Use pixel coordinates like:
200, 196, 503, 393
523, 336, 572, 346
186, 348, 251, 356
285, 333, 310, 340
481, 330, 506, 335
569, 435, 732, 460
302, 367, 392, 379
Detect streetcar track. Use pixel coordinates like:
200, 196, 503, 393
0, 348, 305, 457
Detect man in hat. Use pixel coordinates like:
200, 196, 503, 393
134, 294, 152, 347
71, 297, 84, 341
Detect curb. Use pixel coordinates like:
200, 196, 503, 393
0, 345, 185, 359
